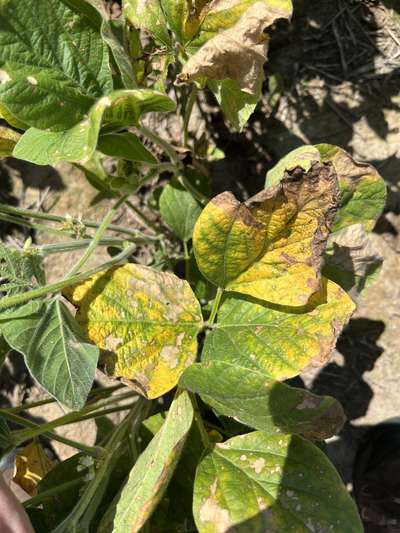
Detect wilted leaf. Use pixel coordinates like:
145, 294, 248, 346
0, 299, 100, 410
98, 132, 157, 164
324, 223, 383, 297
181, 360, 345, 439
0, 126, 20, 158
193, 432, 363, 532
201, 279, 355, 380
0, 0, 113, 131
65, 264, 203, 399
13, 89, 175, 165
179, 3, 286, 95
316, 144, 386, 232
105, 390, 193, 532
13, 442, 54, 497
159, 178, 203, 242
193, 163, 340, 306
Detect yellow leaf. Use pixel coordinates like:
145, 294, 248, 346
13, 442, 54, 496
65, 264, 203, 399
193, 162, 340, 306
0, 126, 20, 158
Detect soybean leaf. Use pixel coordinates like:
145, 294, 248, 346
13, 89, 175, 165
0, 126, 20, 158
159, 178, 202, 242
98, 132, 157, 164
64, 264, 203, 399
193, 162, 340, 306
0, 299, 99, 410
123, 0, 172, 48
181, 361, 345, 439
316, 144, 387, 232
193, 432, 363, 532
324, 224, 383, 298
201, 279, 354, 381
102, 390, 193, 532
13, 442, 54, 497
265, 145, 321, 187
0, 0, 113, 131
0, 243, 44, 300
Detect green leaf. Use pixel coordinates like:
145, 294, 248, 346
13, 89, 175, 165
265, 145, 321, 187
0, 0, 113, 131
201, 279, 355, 381
193, 432, 362, 532
159, 177, 203, 242
193, 163, 340, 306
104, 390, 193, 532
208, 80, 260, 131
0, 299, 100, 410
123, 0, 172, 47
0, 243, 44, 300
98, 132, 157, 164
64, 264, 203, 399
316, 144, 387, 232
181, 361, 345, 439
0, 126, 20, 158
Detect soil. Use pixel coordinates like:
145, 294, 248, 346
0, 0, 399, 526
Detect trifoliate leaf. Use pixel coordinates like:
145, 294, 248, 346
193, 432, 363, 532
13, 442, 54, 497
97, 132, 157, 165
13, 89, 175, 165
104, 390, 193, 532
316, 144, 387, 232
201, 279, 355, 381
181, 360, 345, 439
193, 163, 340, 306
0, 0, 113, 131
0, 300, 99, 410
65, 264, 203, 399
123, 0, 172, 47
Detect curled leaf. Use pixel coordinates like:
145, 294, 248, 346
0, 126, 20, 158
178, 2, 282, 95
194, 162, 340, 306
13, 442, 54, 497
316, 144, 387, 232
324, 223, 383, 297
65, 265, 203, 399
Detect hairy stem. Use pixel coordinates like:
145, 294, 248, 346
125, 199, 160, 234
65, 195, 128, 278
139, 124, 182, 168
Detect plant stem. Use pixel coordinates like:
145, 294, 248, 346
0, 203, 154, 240
66, 195, 128, 278
125, 199, 160, 234
189, 392, 210, 449
0, 244, 136, 312
139, 124, 182, 168
24, 478, 83, 508
183, 86, 198, 147
183, 240, 190, 280
40, 238, 134, 256
0, 212, 76, 238
0, 411, 102, 457
207, 287, 224, 326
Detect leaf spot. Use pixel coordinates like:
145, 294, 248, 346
160, 345, 179, 369
251, 458, 265, 474
0, 70, 11, 83
26, 76, 38, 85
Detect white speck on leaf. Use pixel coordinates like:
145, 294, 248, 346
0, 70, 11, 83
27, 76, 38, 85
251, 458, 265, 474
160, 345, 179, 368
